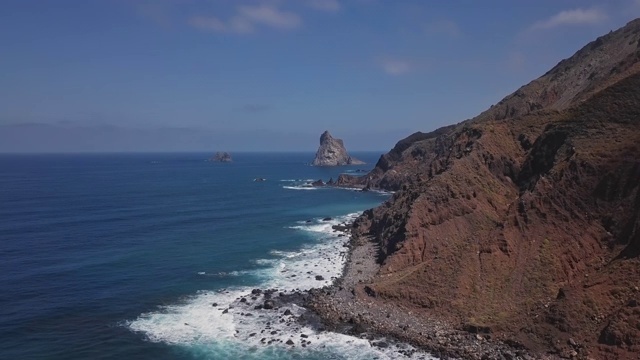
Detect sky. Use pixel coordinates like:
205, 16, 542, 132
1, 0, 639, 152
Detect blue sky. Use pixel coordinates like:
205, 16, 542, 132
1, 0, 638, 152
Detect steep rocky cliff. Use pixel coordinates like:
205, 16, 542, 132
344, 19, 640, 359
312, 131, 364, 166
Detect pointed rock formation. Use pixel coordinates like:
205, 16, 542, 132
312, 131, 365, 166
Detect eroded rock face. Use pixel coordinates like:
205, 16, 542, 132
312, 131, 364, 166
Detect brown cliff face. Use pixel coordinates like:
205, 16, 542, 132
347, 19, 640, 359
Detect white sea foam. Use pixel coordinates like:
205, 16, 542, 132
282, 185, 319, 191
129, 290, 433, 359
252, 258, 277, 266
128, 211, 434, 359
281, 178, 328, 191
336, 187, 395, 196
289, 222, 336, 233
197, 271, 245, 278
282, 181, 395, 195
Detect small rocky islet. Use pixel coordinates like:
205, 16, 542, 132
311, 131, 364, 166
208, 151, 232, 163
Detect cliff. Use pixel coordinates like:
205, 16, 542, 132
340, 19, 640, 359
312, 131, 365, 166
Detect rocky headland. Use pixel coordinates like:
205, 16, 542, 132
308, 19, 640, 359
312, 131, 365, 166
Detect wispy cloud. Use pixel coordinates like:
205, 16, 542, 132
379, 58, 412, 75
239, 4, 301, 29
189, 16, 245, 33
529, 8, 608, 31
189, 4, 301, 34
306, 0, 341, 12
425, 19, 461, 37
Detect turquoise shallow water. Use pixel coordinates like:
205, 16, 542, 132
0, 152, 434, 360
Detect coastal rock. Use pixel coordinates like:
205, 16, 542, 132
312, 131, 365, 166
331, 224, 350, 232
209, 152, 232, 162
372, 341, 389, 348
263, 300, 275, 310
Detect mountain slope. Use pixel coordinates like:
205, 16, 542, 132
343, 19, 640, 359
337, 18, 640, 192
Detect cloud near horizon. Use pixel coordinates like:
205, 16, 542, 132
189, 4, 302, 34
529, 8, 608, 31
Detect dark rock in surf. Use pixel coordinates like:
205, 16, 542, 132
263, 300, 275, 310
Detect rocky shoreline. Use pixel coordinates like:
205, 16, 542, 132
206, 217, 552, 358
304, 225, 551, 360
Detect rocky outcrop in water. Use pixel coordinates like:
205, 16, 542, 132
209, 152, 232, 162
312, 131, 364, 166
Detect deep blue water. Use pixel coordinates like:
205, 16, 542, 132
0, 153, 433, 359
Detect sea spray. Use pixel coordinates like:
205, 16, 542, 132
128, 212, 434, 359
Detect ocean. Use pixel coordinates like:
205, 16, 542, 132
0, 153, 434, 360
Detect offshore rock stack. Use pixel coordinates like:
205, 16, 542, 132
312, 131, 365, 166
